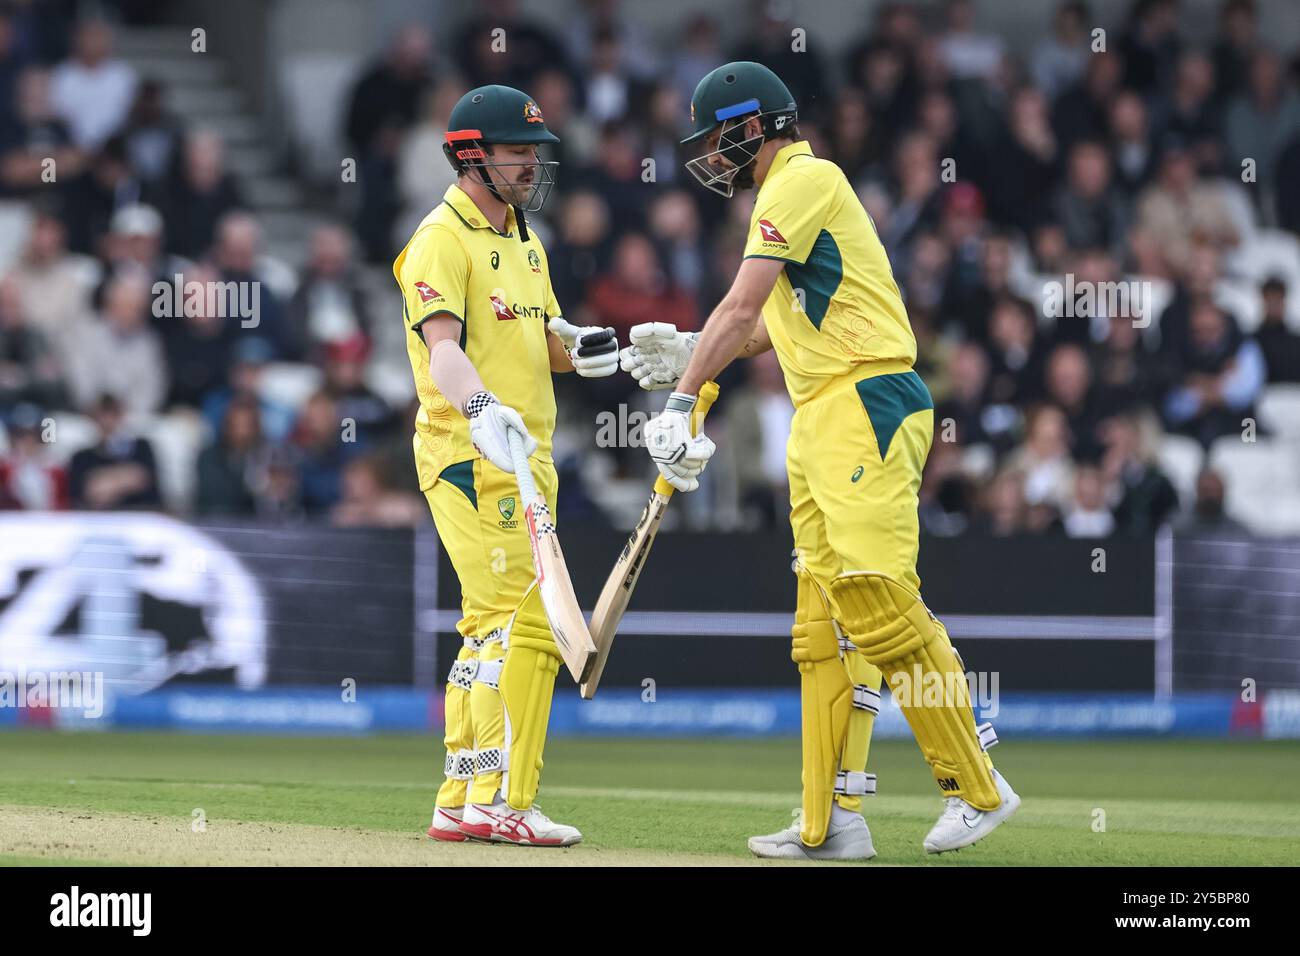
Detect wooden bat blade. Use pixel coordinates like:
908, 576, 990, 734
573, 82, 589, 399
579, 490, 670, 699
579, 379, 720, 700
525, 496, 597, 684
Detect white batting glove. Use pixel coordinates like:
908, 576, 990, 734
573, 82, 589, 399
466, 391, 536, 473
643, 392, 715, 492
619, 322, 699, 390
548, 317, 619, 378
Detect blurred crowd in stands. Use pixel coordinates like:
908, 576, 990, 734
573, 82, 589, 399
1, 0, 1299, 536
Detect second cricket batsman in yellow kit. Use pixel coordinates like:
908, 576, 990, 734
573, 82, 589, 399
394, 85, 617, 846
627, 62, 1021, 859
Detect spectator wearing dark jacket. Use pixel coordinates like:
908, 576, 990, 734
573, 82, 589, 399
68, 394, 161, 510
1255, 277, 1300, 383
1163, 301, 1266, 447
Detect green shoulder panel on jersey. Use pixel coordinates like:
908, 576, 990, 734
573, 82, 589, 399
784, 229, 843, 329
855, 370, 934, 461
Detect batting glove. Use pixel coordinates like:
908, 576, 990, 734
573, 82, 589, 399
466, 391, 536, 473
619, 321, 699, 391
644, 391, 715, 492
548, 317, 619, 378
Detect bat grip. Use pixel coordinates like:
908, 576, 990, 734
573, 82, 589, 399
652, 380, 720, 497
507, 427, 539, 503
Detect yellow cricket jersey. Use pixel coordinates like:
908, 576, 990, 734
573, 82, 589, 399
743, 141, 916, 407
394, 183, 560, 490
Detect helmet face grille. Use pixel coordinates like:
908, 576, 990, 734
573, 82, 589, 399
443, 134, 561, 214
683, 114, 765, 198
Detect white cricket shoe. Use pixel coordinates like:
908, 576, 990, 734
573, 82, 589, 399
460, 799, 582, 846
748, 811, 876, 861
426, 806, 467, 842
923, 769, 1021, 854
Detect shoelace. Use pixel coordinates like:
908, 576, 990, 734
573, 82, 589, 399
938, 796, 966, 822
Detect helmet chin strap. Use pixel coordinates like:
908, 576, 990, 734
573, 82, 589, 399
475, 161, 529, 241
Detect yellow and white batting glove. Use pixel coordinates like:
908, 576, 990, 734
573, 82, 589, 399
619, 322, 698, 390
644, 392, 715, 492
548, 317, 619, 377
466, 391, 536, 473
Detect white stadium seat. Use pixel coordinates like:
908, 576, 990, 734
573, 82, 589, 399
1214, 277, 1263, 333
1157, 434, 1206, 510
43, 413, 99, 465
140, 412, 210, 512
1258, 384, 1300, 442
0, 202, 32, 274
1208, 437, 1300, 533
1233, 230, 1300, 288
257, 362, 323, 413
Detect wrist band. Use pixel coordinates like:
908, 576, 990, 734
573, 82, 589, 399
665, 391, 698, 415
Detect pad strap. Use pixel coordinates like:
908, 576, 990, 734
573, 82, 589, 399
976, 721, 999, 751
447, 658, 477, 691
473, 659, 504, 690
444, 749, 475, 780
852, 684, 881, 714
476, 747, 508, 774
835, 770, 877, 796
463, 634, 485, 651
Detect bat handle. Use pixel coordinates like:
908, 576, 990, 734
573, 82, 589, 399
507, 427, 539, 504
652, 380, 720, 497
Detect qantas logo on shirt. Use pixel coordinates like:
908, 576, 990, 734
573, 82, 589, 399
757, 219, 788, 245
414, 282, 442, 303
489, 295, 515, 320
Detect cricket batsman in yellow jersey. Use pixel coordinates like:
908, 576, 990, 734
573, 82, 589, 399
628, 63, 1021, 859
394, 85, 618, 846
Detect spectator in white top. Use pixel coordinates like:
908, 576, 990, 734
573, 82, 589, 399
938, 0, 1004, 83
1063, 463, 1116, 538
1030, 1, 1091, 102
68, 270, 166, 419
49, 20, 137, 149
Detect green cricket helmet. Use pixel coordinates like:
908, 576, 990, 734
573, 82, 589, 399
443, 84, 560, 215
682, 61, 797, 197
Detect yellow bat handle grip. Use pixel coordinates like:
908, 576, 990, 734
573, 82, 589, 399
653, 380, 720, 497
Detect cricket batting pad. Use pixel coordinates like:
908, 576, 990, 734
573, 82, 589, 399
831, 571, 1001, 811
469, 588, 561, 809
437, 641, 479, 808
792, 570, 876, 847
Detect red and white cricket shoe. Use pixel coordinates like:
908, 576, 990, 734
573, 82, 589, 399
459, 799, 582, 846
426, 806, 468, 842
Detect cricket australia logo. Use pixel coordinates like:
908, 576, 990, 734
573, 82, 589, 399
523, 100, 545, 124
498, 497, 518, 528
528, 249, 541, 273
757, 219, 788, 245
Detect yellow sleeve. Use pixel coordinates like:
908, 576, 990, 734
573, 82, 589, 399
743, 170, 833, 265
397, 225, 470, 332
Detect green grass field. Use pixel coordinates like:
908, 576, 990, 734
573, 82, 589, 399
1, 733, 1297, 865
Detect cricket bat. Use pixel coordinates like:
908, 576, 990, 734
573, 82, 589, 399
580, 380, 720, 699
507, 427, 598, 684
